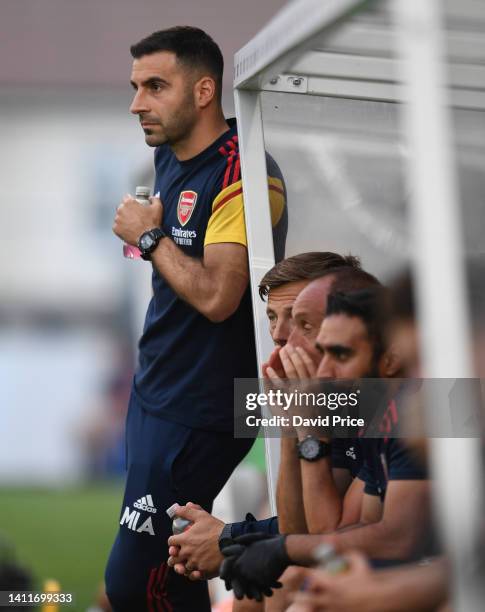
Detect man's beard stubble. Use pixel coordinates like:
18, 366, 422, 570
143, 89, 197, 148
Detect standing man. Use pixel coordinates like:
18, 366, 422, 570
107, 26, 287, 611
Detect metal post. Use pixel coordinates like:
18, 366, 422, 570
234, 88, 280, 513
393, 0, 483, 609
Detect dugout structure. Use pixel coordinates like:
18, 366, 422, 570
234, 1, 485, 609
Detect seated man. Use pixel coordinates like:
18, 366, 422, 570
268, 267, 381, 539
221, 288, 430, 602
287, 269, 467, 612
166, 252, 362, 581
263, 270, 382, 611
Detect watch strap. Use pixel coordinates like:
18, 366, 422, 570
218, 523, 233, 552
139, 227, 166, 260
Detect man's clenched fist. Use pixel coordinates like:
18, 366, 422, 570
113, 194, 163, 245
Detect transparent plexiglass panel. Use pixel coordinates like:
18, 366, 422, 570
261, 92, 409, 281
451, 108, 485, 257
261, 90, 485, 281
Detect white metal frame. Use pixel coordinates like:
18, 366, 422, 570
235, 0, 485, 109
234, 0, 365, 90
235, 0, 484, 606
234, 88, 281, 510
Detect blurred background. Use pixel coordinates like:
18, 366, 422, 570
0, 1, 287, 608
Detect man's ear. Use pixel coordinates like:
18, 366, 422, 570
378, 345, 402, 377
194, 76, 217, 109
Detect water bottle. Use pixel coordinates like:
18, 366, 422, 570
291, 543, 348, 603
166, 503, 193, 534
123, 186, 151, 259
313, 543, 348, 574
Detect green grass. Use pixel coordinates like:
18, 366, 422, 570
0, 483, 124, 612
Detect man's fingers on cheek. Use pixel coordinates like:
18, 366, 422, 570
292, 350, 305, 367
189, 571, 203, 581
289, 352, 304, 371
282, 361, 296, 377
296, 348, 316, 375
279, 352, 292, 371
287, 346, 301, 365
174, 563, 186, 575
281, 350, 297, 373
296, 346, 312, 364
266, 367, 282, 383
279, 346, 289, 361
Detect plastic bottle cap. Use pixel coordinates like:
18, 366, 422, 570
135, 186, 151, 197
166, 503, 180, 518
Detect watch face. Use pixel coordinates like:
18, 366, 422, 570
300, 437, 321, 459
140, 233, 154, 250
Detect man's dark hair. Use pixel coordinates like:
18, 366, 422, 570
326, 288, 388, 360
386, 271, 415, 324
329, 266, 381, 294
130, 26, 224, 100
258, 252, 361, 301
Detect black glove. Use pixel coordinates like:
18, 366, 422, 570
220, 532, 278, 600
220, 533, 291, 600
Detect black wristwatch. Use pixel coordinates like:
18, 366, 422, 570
138, 227, 166, 260
297, 436, 332, 461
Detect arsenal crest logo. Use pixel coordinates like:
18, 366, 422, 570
177, 190, 197, 226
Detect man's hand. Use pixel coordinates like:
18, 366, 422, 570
288, 552, 381, 612
112, 194, 163, 245
262, 346, 285, 379
220, 533, 291, 600
279, 343, 318, 380
262, 348, 300, 436
167, 503, 224, 580
268, 343, 329, 439
265, 344, 317, 387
